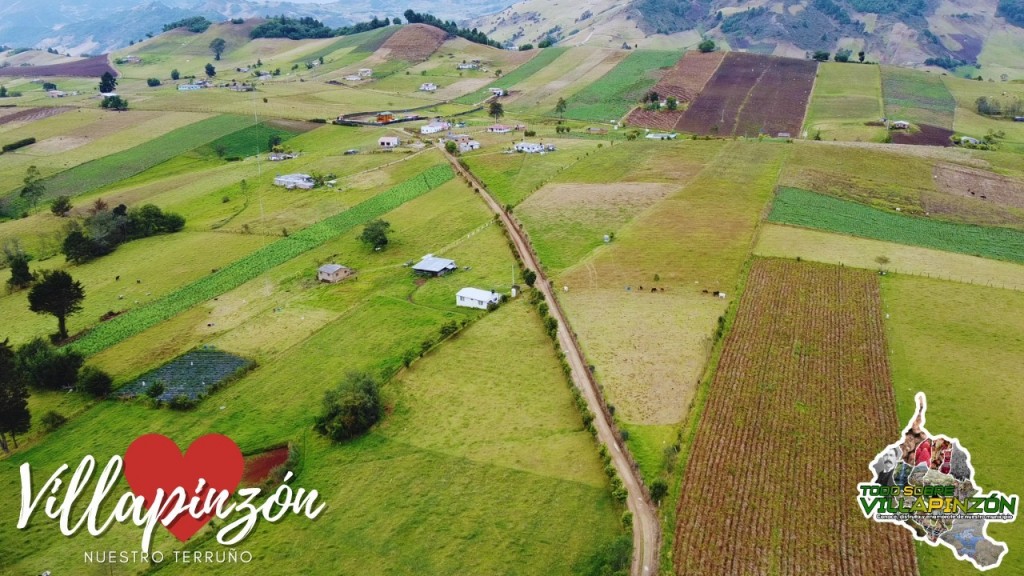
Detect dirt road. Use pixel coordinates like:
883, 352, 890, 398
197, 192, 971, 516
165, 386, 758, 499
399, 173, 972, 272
439, 145, 661, 576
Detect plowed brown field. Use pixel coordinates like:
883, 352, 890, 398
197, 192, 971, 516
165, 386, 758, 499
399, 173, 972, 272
376, 24, 449, 62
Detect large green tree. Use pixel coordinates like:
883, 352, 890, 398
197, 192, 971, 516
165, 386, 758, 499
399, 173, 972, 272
359, 219, 392, 250
20, 165, 45, 207
27, 270, 85, 341
489, 101, 504, 123
209, 37, 227, 60
0, 339, 30, 453
16, 338, 83, 390
554, 97, 567, 118
98, 71, 117, 93
205, 63, 216, 77
314, 371, 382, 442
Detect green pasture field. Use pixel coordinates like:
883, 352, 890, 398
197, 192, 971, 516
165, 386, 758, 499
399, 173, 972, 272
882, 276, 1024, 576
454, 47, 567, 105
0, 110, 210, 196
2, 114, 254, 211
768, 187, 1024, 265
504, 48, 629, 114
66, 164, 454, 357
193, 120, 308, 159
460, 139, 598, 207
804, 62, 887, 141
976, 31, 1024, 81
880, 66, 956, 128
562, 50, 680, 123
941, 74, 1024, 153
754, 224, 1024, 291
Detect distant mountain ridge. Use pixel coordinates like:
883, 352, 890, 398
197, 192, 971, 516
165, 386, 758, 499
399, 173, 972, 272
0, 0, 508, 55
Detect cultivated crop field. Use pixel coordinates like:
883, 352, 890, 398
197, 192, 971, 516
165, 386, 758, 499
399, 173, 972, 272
881, 66, 956, 144
454, 47, 567, 105
118, 348, 253, 401
673, 258, 917, 576
675, 52, 817, 137
505, 48, 628, 113
562, 50, 680, 122
623, 50, 723, 130
0, 55, 116, 77
768, 187, 1024, 265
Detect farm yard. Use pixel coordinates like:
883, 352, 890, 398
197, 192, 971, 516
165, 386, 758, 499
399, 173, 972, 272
673, 258, 917, 576
674, 52, 817, 137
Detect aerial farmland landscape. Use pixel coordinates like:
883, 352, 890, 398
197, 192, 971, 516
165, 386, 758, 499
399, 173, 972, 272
0, 1, 1023, 575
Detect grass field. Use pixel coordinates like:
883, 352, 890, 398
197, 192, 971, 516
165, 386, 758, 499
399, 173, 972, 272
460, 139, 599, 207
754, 224, 1024, 291
976, 31, 1024, 81
805, 62, 886, 141
505, 48, 629, 114
882, 276, 1024, 576
880, 66, 957, 129
941, 74, 1024, 154
194, 120, 309, 159
563, 50, 681, 123
453, 47, 568, 105
768, 187, 1024, 265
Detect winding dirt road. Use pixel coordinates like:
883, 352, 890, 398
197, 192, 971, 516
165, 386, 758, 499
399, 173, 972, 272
439, 145, 661, 576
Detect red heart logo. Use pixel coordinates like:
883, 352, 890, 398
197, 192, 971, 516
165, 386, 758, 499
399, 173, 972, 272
123, 434, 244, 542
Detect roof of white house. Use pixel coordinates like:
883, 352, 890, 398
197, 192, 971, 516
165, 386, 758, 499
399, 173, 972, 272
275, 173, 313, 182
319, 264, 348, 274
457, 287, 500, 301
379, 136, 400, 143
413, 255, 456, 272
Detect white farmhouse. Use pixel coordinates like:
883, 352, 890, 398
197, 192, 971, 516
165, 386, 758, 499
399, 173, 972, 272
514, 142, 545, 154
273, 174, 315, 190
456, 288, 501, 310
420, 119, 451, 135
420, 82, 438, 92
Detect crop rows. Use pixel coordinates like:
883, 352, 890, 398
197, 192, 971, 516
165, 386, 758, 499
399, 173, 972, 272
673, 258, 916, 576
563, 50, 681, 122
625, 50, 724, 130
68, 164, 455, 356
118, 349, 253, 401
676, 52, 816, 137
454, 48, 568, 105
769, 187, 1024, 264
880, 66, 956, 129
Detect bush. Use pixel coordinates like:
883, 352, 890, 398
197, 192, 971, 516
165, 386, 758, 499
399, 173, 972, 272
146, 78, 161, 87
2, 137, 36, 153
16, 338, 84, 390
78, 366, 113, 397
40, 411, 67, 432
314, 371, 382, 442
168, 394, 198, 410
650, 478, 669, 504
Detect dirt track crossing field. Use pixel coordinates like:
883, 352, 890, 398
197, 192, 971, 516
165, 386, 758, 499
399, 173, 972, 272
673, 258, 917, 576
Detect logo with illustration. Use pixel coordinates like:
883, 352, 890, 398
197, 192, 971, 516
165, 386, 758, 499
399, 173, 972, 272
858, 393, 1018, 571
17, 433, 324, 563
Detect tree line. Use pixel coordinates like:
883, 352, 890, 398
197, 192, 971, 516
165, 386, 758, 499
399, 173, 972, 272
403, 10, 500, 47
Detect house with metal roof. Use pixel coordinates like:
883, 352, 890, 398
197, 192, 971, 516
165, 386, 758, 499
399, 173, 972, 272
318, 264, 353, 283
456, 288, 501, 310
273, 174, 316, 190
413, 254, 457, 276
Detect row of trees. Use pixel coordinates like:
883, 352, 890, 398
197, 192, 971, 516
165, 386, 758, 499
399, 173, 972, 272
403, 10, 501, 48
975, 95, 1024, 117
61, 200, 186, 264
812, 49, 867, 62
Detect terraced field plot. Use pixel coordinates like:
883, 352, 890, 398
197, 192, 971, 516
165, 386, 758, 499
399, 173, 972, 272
454, 47, 568, 104
505, 48, 628, 113
673, 258, 916, 576
881, 66, 956, 145
675, 52, 816, 137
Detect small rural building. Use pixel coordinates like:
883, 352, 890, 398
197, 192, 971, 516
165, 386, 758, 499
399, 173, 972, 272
258, 73, 272, 81
960, 136, 981, 145
379, 136, 400, 149
1014, 116, 1024, 122
488, 124, 513, 133
447, 134, 472, 143
47, 90, 66, 98
420, 82, 438, 92
123, 56, 142, 64
891, 120, 910, 130
318, 264, 353, 283
268, 152, 298, 161
413, 254, 457, 277
377, 112, 395, 124
646, 132, 677, 140
457, 62, 478, 70
229, 84, 254, 92
358, 68, 373, 78
456, 287, 501, 310
514, 142, 545, 153
777, 132, 791, 138
458, 140, 481, 152
178, 84, 202, 91
344, 75, 363, 81
586, 127, 608, 135
420, 119, 451, 134
236, 66, 250, 73
490, 87, 506, 97
273, 174, 315, 190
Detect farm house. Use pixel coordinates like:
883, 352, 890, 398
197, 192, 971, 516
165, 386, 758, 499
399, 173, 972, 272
514, 142, 545, 154
413, 254, 457, 277
891, 121, 910, 130
420, 82, 438, 92
645, 133, 678, 140
318, 264, 353, 283
456, 288, 501, 310
488, 124, 513, 133
458, 140, 481, 152
420, 120, 451, 135
273, 174, 315, 190
358, 68, 373, 77
379, 136, 400, 149
178, 84, 202, 91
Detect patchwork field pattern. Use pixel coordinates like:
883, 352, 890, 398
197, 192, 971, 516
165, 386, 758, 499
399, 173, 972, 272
563, 50, 680, 122
881, 66, 956, 146
675, 52, 817, 137
803, 62, 886, 141
768, 187, 1024, 265
375, 24, 449, 62
454, 48, 568, 105
0, 55, 116, 77
673, 258, 917, 576
625, 50, 724, 130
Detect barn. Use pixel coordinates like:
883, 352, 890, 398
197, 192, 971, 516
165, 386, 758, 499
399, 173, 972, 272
413, 254, 457, 276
